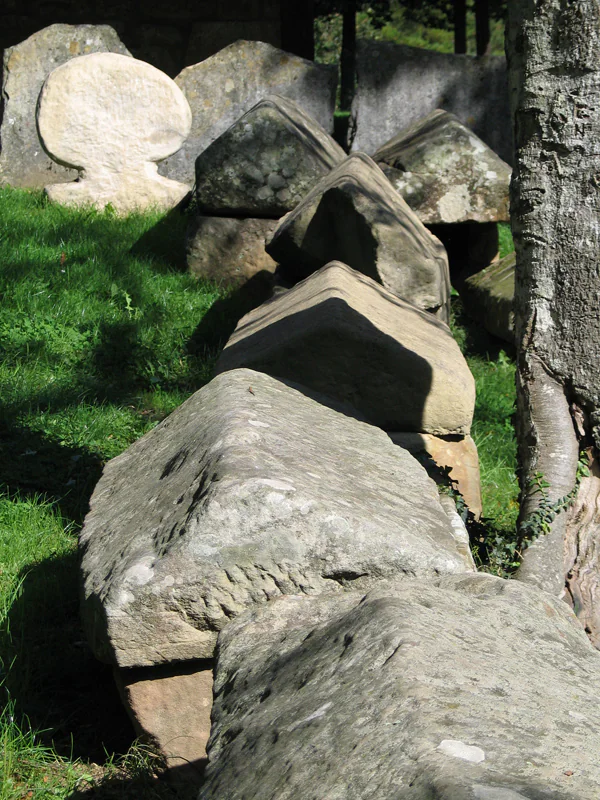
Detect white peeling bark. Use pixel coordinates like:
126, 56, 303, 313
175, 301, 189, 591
507, 0, 600, 639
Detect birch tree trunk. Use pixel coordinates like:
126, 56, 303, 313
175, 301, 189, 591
507, 0, 600, 644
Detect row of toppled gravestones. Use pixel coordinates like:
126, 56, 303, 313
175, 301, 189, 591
2, 26, 516, 344
60, 57, 600, 799
5, 26, 593, 797
0, 22, 515, 342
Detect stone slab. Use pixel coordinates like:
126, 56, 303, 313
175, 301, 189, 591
351, 41, 512, 164
266, 152, 451, 321
462, 251, 515, 343
375, 109, 511, 225
200, 573, 600, 799
37, 53, 192, 214
217, 262, 475, 435
0, 24, 130, 189
159, 40, 337, 186
186, 215, 278, 285
79, 368, 470, 668
115, 662, 212, 777
194, 95, 345, 217
390, 432, 482, 519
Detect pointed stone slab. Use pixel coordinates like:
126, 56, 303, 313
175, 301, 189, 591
375, 110, 511, 225
462, 251, 515, 343
194, 95, 346, 217
37, 53, 192, 214
0, 24, 131, 189
159, 41, 337, 186
79, 368, 471, 668
200, 574, 600, 800
217, 262, 475, 435
266, 152, 451, 320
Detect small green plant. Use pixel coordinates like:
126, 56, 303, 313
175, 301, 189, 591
519, 451, 590, 545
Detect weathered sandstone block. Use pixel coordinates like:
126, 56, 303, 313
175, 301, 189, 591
389, 432, 482, 519
462, 251, 515, 343
0, 24, 130, 189
160, 41, 337, 186
375, 110, 511, 225
186, 216, 278, 285
194, 95, 345, 217
79, 369, 471, 668
266, 153, 451, 320
115, 662, 212, 777
200, 574, 600, 799
217, 262, 474, 435
37, 53, 192, 214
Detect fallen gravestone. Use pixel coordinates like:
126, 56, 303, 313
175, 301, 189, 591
266, 153, 451, 320
216, 263, 475, 435
186, 216, 278, 284
200, 573, 600, 799
351, 41, 511, 164
194, 95, 345, 217
37, 53, 192, 214
79, 368, 473, 670
0, 24, 131, 189
389, 432, 482, 519
375, 110, 511, 286
159, 40, 337, 186
462, 251, 515, 343
374, 110, 511, 225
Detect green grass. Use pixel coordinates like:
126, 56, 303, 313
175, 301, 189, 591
498, 221, 514, 259
0, 188, 520, 795
451, 222, 519, 575
0, 187, 234, 798
315, 6, 507, 67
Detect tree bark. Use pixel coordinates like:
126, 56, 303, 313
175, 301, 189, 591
507, 0, 600, 642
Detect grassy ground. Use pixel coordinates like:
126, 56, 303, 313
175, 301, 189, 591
0, 189, 518, 797
451, 222, 519, 574
0, 188, 235, 799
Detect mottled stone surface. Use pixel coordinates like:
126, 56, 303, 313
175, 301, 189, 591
376, 110, 511, 225
0, 24, 130, 189
194, 95, 345, 217
266, 153, 451, 320
38, 53, 192, 214
186, 215, 278, 285
115, 662, 212, 777
389, 432, 482, 519
79, 369, 470, 668
160, 41, 337, 185
351, 41, 512, 164
201, 573, 600, 799
462, 251, 515, 343
217, 262, 475, 435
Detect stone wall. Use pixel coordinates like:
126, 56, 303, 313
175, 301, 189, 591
351, 41, 512, 165
0, 0, 314, 78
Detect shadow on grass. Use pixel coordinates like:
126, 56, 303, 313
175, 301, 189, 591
68, 759, 205, 800
129, 204, 190, 273
187, 270, 275, 357
0, 421, 103, 525
2, 554, 136, 763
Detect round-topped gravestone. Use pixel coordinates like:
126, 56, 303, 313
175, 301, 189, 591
37, 53, 192, 214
